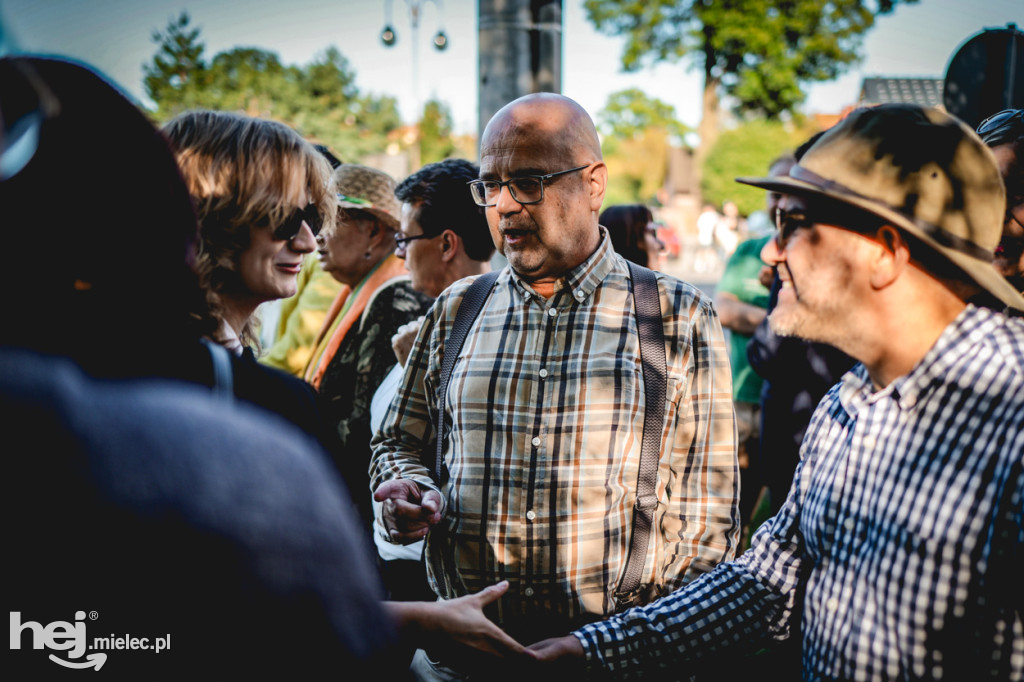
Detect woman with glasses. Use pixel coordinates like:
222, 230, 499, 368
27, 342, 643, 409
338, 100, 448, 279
163, 110, 336, 354
305, 163, 432, 533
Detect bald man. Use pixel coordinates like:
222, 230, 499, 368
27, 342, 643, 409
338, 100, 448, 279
370, 94, 738, 679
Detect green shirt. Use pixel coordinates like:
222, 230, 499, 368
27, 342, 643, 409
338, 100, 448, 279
717, 235, 771, 404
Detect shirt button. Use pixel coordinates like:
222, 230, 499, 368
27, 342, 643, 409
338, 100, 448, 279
826, 598, 839, 612
523, 587, 535, 597
547, 308, 558, 317
903, 394, 917, 408
539, 368, 548, 378
531, 436, 541, 447
526, 510, 536, 521
575, 289, 585, 299
843, 517, 855, 531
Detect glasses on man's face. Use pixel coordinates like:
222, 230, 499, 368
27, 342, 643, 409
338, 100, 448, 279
272, 203, 323, 241
394, 231, 439, 255
467, 164, 590, 207
773, 207, 814, 251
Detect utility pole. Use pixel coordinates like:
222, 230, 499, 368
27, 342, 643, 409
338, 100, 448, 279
477, 0, 562, 142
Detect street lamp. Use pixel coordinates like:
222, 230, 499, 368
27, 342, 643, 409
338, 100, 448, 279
381, 0, 448, 52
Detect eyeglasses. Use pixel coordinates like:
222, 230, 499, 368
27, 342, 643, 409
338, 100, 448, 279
976, 108, 1023, 146
394, 231, 440, 255
773, 207, 814, 251
272, 203, 323, 241
467, 164, 590, 207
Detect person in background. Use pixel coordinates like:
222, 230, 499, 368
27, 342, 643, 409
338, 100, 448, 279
525, 104, 1024, 680
371, 93, 738, 680
306, 163, 433, 532
976, 108, 1023, 294
599, 203, 664, 270
163, 110, 333, 356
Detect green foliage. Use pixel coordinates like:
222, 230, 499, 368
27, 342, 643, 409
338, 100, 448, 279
584, 0, 914, 118
418, 99, 456, 165
599, 89, 689, 205
144, 14, 410, 165
701, 119, 813, 215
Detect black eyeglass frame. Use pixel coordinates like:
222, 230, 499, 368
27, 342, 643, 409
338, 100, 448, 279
272, 203, 323, 242
467, 164, 590, 207
976, 108, 1023, 146
393, 231, 441, 253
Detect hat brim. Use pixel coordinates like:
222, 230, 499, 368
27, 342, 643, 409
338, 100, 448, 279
338, 201, 399, 230
736, 174, 1024, 313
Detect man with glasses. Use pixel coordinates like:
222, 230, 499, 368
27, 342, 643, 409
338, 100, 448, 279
369, 158, 494, 604
977, 108, 1023, 295
524, 104, 1024, 680
370, 93, 739, 679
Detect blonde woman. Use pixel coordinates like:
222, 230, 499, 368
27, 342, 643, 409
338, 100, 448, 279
163, 110, 336, 354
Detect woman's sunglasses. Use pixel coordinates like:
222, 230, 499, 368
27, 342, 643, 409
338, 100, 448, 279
272, 203, 323, 241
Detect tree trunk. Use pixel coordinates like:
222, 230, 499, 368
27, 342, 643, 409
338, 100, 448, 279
695, 74, 720, 194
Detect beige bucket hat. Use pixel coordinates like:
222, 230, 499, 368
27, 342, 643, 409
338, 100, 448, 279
737, 104, 1024, 312
331, 164, 400, 230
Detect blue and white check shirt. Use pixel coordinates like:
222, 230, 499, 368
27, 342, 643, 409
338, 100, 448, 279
577, 304, 1024, 680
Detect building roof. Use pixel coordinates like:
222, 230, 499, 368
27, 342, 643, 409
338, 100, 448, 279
858, 77, 945, 108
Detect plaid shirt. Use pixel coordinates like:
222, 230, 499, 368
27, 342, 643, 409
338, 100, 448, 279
370, 234, 739, 638
577, 304, 1024, 680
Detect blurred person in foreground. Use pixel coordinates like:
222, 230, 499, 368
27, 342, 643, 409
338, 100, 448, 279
599, 203, 664, 269
370, 158, 493, 604
305, 164, 433, 532
2, 54, 526, 678
976, 108, 1023, 295
525, 104, 1024, 680
371, 93, 738, 680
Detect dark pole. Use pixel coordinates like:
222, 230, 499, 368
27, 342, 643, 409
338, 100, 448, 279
477, 0, 562, 143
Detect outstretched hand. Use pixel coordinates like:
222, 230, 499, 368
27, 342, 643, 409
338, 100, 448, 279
373, 479, 442, 544
420, 581, 526, 658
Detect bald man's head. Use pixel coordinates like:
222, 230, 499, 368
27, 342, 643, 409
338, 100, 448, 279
481, 93, 602, 166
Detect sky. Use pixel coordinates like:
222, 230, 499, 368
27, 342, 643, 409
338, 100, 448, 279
2, 0, 1021, 138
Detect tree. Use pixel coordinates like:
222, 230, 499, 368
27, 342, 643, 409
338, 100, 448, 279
143, 12, 207, 116
143, 15, 412, 165
598, 89, 689, 206
701, 118, 815, 215
418, 99, 456, 166
585, 0, 915, 165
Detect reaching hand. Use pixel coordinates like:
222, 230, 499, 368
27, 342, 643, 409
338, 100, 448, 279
373, 478, 442, 544
421, 581, 526, 658
526, 635, 586, 671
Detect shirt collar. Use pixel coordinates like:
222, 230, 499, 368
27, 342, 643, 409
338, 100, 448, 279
838, 304, 997, 416
507, 226, 616, 303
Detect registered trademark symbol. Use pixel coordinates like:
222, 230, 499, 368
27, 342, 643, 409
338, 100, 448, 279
89, 611, 99, 620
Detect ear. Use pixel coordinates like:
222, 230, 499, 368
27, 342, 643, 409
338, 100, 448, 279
869, 225, 909, 290
587, 162, 608, 213
439, 229, 459, 264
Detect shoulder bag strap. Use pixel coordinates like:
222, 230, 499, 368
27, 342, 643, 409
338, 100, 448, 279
616, 261, 667, 608
429, 270, 500, 485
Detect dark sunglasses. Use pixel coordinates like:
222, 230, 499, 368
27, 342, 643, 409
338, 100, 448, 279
976, 109, 1023, 146
272, 203, 323, 241
773, 207, 814, 250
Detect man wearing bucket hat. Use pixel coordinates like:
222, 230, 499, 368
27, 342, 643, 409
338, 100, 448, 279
305, 163, 433, 533
523, 104, 1024, 680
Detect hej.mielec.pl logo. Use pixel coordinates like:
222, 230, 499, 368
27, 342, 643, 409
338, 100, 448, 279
11, 611, 171, 670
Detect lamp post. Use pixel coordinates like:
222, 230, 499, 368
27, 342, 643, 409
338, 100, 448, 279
381, 0, 448, 124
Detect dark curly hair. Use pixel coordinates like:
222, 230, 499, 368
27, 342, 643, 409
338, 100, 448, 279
395, 158, 495, 262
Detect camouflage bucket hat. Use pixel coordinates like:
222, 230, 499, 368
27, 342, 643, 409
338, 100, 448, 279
737, 104, 1024, 312
331, 164, 400, 230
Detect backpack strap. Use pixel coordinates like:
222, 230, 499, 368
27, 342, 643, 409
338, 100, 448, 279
201, 337, 234, 403
430, 270, 500, 485
615, 261, 667, 608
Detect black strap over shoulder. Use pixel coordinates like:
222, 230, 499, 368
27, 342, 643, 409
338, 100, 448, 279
427, 264, 666, 609
430, 270, 500, 484
615, 261, 667, 608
